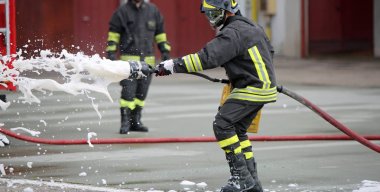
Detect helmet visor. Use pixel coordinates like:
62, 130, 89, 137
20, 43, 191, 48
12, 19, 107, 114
204, 9, 225, 27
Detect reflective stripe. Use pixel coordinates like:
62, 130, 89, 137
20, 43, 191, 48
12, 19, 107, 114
231, 86, 277, 96
155, 33, 167, 44
224, 146, 242, 154
218, 135, 239, 148
183, 55, 195, 72
229, 85, 277, 102
248, 46, 271, 89
240, 140, 252, 149
121, 55, 140, 61
191, 54, 203, 72
164, 43, 171, 52
182, 54, 203, 72
144, 56, 156, 66
134, 98, 145, 107
120, 55, 155, 66
120, 99, 136, 110
108, 32, 120, 43
106, 45, 117, 52
244, 152, 254, 159
231, 0, 238, 8
228, 92, 277, 102
203, 0, 216, 9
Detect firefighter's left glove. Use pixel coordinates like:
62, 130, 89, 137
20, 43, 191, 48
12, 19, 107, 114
0, 133, 10, 147
129, 61, 152, 79
155, 59, 174, 76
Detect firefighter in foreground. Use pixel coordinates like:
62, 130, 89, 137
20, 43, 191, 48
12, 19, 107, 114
106, 0, 170, 134
156, 0, 277, 191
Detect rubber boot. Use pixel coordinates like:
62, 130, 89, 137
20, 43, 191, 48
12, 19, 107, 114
221, 153, 255, 192
0, 95, 6, 102
246, 158, 263, 192
130, 106, 149, 132
120, 108, 132, 134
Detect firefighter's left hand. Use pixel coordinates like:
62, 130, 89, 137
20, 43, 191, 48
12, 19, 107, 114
155, 59, 174, 76
0, 134, 9, 147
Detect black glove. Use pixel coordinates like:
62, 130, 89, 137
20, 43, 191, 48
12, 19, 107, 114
129, 61, 152, 79
161, 52, 170, 61
107, 51, 117, 61
155, 59, 174, 76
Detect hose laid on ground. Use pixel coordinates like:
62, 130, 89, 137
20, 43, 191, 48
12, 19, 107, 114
0, 127, 379, 145
276, 85, 380, 153
1, 72, 379, 153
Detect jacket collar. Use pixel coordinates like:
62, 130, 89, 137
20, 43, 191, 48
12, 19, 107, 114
221, 15, 252, 30
127, 0, 146, 10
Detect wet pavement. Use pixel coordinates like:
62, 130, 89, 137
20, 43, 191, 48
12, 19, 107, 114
1, 57, 380, 191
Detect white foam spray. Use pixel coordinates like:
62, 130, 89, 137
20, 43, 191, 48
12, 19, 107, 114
1, 50, 132, 112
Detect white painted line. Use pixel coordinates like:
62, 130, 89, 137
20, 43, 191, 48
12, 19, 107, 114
0, 178, 135, 192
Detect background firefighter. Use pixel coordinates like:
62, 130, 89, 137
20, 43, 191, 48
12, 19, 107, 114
106, 0, 170, 134
155, 0, 277, 191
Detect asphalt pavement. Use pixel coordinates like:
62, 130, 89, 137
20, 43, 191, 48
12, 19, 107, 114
1, 57, 380, 192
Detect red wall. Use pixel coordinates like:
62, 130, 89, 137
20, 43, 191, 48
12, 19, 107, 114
151, 0, 215, 57
73, 0, 119, 56
308, 0, 373, 55
15, 0, 214, 58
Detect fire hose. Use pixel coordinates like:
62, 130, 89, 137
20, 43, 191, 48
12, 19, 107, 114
1, 72, 380, 153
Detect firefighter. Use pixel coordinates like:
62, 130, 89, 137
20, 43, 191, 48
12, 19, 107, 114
155, 0, 277, 191
106, 0, 170, 134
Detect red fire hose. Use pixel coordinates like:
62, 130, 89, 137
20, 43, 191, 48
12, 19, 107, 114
0, 127, 379, 145
277, 86, 380, 153
1, 81, 379, 153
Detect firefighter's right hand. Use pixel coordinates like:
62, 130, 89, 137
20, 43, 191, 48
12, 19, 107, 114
0, 134, 9, 147
155, 59, 174, 76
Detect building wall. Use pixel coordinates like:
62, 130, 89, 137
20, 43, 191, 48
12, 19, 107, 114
375, 0, 380, 58
271, 0, 302, 58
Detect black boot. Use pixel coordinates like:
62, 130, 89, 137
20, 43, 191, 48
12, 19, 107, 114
130, 106, 148, 132
221, 153, 255, 192
0, 95, 6, 102
120, 108, 132, 134
246, 158, 263, 192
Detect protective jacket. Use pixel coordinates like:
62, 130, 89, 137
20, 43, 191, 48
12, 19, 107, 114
106, 1, 170, 66
174, 15, 277, 103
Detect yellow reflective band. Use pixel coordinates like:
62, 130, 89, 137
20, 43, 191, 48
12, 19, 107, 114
155, 33, 167, 44
228, 92, 277, 102
218, 135, 239, 148
244, 152, 254, 159
240, 140, 252, 149
182, 55, 196, 72
144, 56, 156, 67
120, 99, 136, 110
231, 86, 277, 96
134, 98, 145, 107
248, 46, 271, 89
106, 45, 117, 52
231, 0, 238, 8
108, 32, 120, 43
164, 43, 171, 52
203, 0, 216, 9
190, 54, 203, 72
224, 146, 242, 154
121, 55, 140, 61
234, 146, 242, 154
